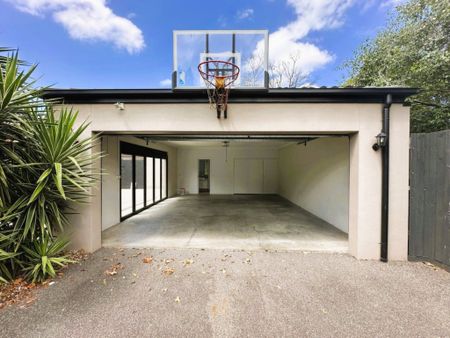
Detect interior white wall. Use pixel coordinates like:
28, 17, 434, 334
177, 146, 279, 194
101, 135, 177, 231
278, 137, 350, 233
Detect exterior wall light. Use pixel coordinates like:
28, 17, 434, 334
372, 132, 387, 151
114, 102, 125, 110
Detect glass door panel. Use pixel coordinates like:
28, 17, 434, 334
155, 158, 161, 202
162, 159, 167, 199
135, 156, 145, 210
146, 157, 154, 205
120, 154, 133, 217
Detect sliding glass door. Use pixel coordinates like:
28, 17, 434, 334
120, 142, 168, 220
120, 154, 133, 218
146, 157, 154, 205
155, 158, 161, 203
162, 159, 167, 199
135, 156, 145, 210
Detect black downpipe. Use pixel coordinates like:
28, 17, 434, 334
380, 94, 392, 262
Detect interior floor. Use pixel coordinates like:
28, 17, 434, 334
102, 195, 348, 252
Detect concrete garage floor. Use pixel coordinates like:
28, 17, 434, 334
1, 248, 450, 337
102, 195, 348, 252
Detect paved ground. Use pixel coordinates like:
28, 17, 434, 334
1, 248, 450, 337
103, 195, 348, 252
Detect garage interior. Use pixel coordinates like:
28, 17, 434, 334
101, 134, 350, 252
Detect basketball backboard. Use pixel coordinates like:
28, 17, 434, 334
173, 30, 269, 89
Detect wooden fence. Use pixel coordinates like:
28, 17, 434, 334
409, 130, 450, 267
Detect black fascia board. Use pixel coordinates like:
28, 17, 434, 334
41, 87, 418, 105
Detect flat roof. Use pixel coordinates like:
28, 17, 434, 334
41, 87, 418, 104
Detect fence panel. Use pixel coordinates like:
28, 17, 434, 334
409, 130, 450, 267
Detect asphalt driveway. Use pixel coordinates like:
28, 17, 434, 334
1, 248, 449, 337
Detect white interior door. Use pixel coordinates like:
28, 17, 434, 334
234, 159, 264, 194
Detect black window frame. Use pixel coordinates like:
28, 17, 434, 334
120, 142, 168, 221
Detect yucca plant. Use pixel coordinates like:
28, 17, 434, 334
0, 48, 98, 282
22, 234, 73, 283
0, 231, 19, 283
0, 50, 41, 209
3, 108, 99, 242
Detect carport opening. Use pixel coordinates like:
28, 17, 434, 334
101, 134, 350, 252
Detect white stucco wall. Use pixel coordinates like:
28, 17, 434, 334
65, 102, 410, 261
177, 146, 279, 194
278, 137, 350, 233
100, 135, 177, 230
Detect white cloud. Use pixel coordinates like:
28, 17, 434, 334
380, 0, 406, 8
359, 0, 405, 12
299, 82, 320, 88
250, 0, 354, 86
9, 0, 145, 54
236, 8, 254, 20
159, 78, 172, 87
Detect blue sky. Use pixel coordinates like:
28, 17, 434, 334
0, 0, 401, 88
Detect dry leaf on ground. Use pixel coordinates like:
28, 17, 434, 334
105, 263, 123, 276
143, 257, 153, 264
182, 259, 194, 267
0, 278, 38, 310
162, 267, 175, 276
67, 249, 89, 262
423, 261, 440, 271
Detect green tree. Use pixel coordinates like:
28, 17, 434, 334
344, 0, 449, 133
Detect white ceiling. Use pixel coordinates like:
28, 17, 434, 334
157, 139, 297, 148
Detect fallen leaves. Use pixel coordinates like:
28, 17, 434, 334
142, 257, 153, 264
181, 259, 194, 267
67, 249, 89, 262
0, 278, 38, 310
105, 263, 124, 276
162, 267, 175, 276
423, 261, 440, 271
130, 252, 142, 258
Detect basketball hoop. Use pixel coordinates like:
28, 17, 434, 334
198, 60, 240, 119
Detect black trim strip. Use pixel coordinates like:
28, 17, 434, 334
41, 88, 418, 104
121, 141, 168, 159
120, 198, 168, 222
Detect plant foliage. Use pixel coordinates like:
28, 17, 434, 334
0, 49, 98, 282
343, 0, 450, 133
22, 234, 73, 283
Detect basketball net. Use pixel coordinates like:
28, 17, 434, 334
198, 60, 240, 119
